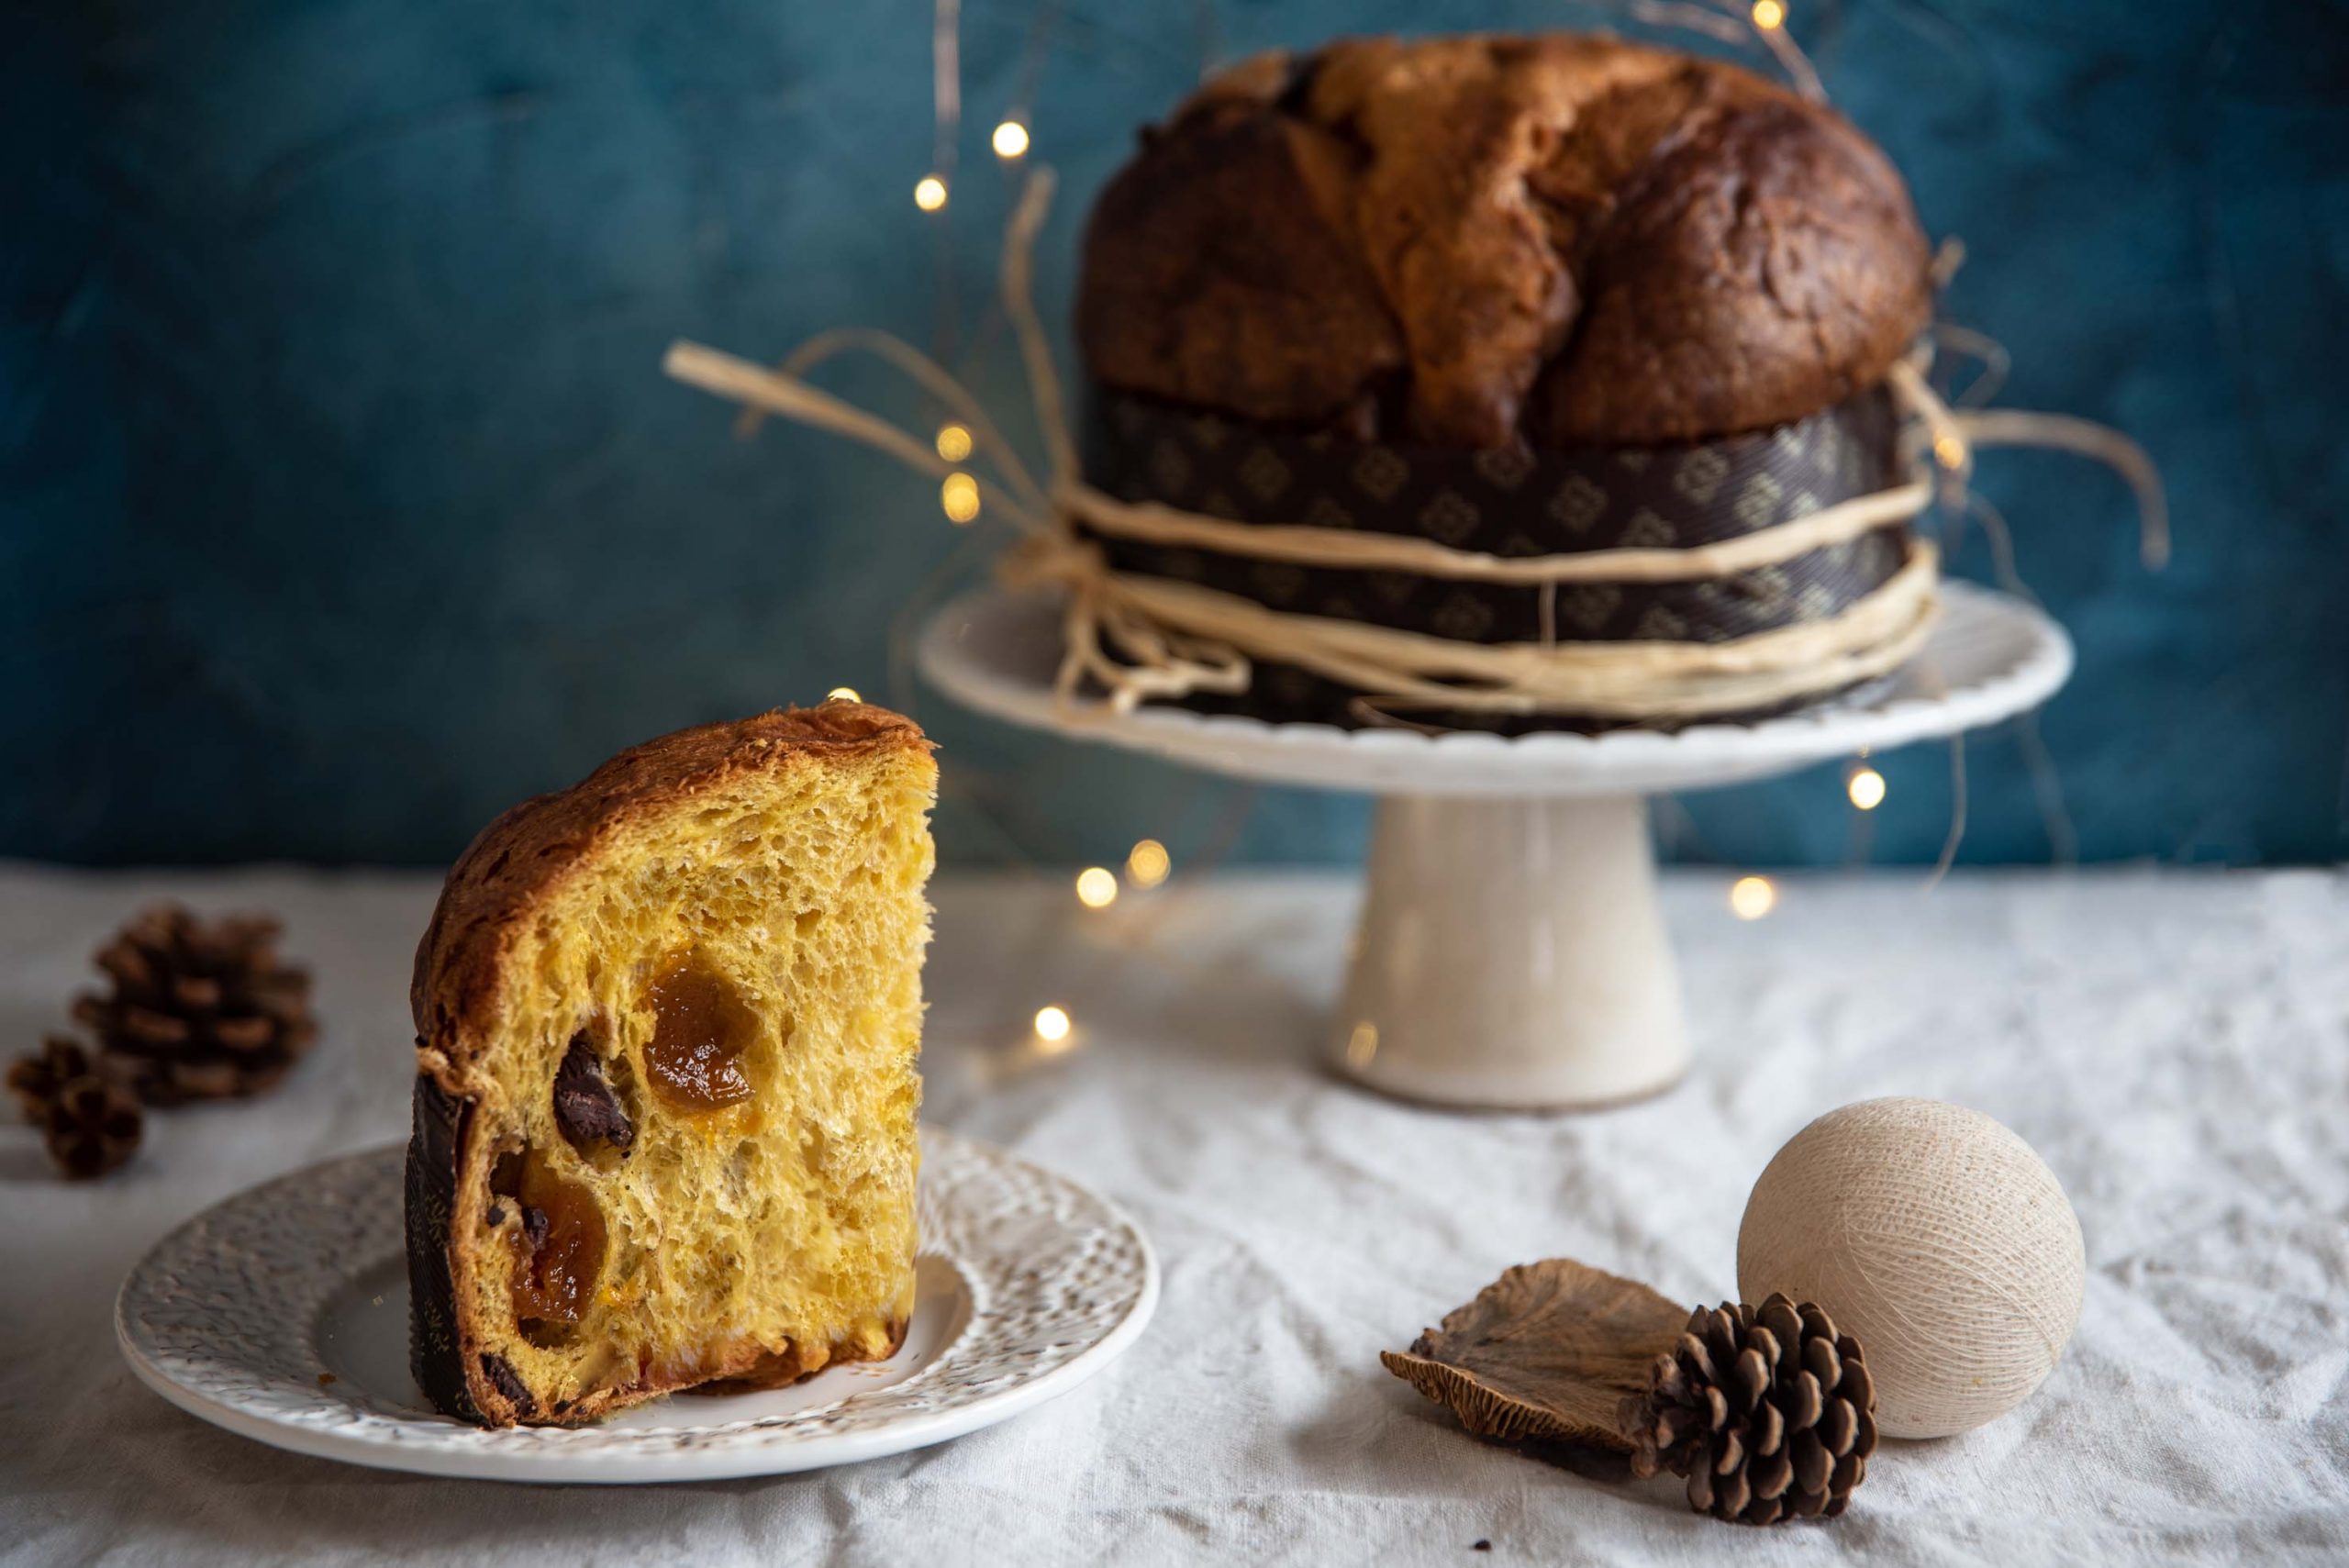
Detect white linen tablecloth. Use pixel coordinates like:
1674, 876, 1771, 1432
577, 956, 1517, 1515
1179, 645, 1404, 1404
4, 864, 2344, 1565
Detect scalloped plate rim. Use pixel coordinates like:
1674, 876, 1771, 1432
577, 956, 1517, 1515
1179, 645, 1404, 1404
115, 1129, 1160, 1484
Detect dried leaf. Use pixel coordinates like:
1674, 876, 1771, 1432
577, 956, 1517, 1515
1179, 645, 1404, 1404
1381, 1258, 1688, 1451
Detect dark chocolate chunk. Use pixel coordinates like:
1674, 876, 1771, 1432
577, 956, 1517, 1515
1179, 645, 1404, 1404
479, 1352, 538, 1417
484, 1204, 507, 1228
551, 1031, 634, 1154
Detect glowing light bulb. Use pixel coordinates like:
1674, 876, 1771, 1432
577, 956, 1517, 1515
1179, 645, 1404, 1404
1933, 433, 1967, 470
1730, 875, 1778, 920
1074, 867, 1119, 909
1033, 1006, 1071, 1043
913, 175, 948, 212
1751, 0, 1786, 29
941, 472, 981, 523
935, 423, 974, 462
1847, 765, 1887, 811
1126, 839, 1171, 888
991, 120, 1030, 160
826, 686, 862, 704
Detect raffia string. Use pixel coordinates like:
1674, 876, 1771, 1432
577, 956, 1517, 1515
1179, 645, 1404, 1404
663, 170, 2164, 724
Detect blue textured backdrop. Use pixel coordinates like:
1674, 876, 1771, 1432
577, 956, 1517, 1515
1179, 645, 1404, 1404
5, 0, 2344, 869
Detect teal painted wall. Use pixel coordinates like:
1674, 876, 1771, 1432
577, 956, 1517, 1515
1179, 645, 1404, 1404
5, 0, 2343, 868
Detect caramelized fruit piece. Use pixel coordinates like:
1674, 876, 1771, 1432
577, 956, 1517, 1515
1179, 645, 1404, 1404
507, 1149, 606, 1327
643, 957, 758, 1112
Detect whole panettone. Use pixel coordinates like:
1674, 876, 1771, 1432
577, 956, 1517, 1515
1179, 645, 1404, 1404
1073, 33, 1936, 732
1080, 34, 1930, 448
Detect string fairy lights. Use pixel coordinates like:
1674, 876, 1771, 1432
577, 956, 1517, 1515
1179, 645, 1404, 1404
996, 2, 1057, 166
827, 685, 863, 703
1126, 839, 1171, 888
1730, 875, 1779, 920
924, 0, 960, 211
940, 472, 981, 523
677, 0, 2165, 946
1033, 1005, 1073, 1043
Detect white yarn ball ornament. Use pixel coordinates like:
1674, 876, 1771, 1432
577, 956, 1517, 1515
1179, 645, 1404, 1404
1735, 1097, 2085, 1440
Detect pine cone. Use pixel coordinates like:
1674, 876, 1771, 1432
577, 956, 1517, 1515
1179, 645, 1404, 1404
6, 1036, 100, 1122
39, 1072, 144, 1178
1619, 1294, 1879, 1526
73, 906, 317, 1104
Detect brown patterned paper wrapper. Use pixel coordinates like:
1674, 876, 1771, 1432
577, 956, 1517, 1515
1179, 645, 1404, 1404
1077, 384, 1913, 733
406, 1071, 486, 1422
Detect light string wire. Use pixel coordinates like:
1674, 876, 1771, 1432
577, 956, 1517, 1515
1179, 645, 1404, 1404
1610, 0, 2151, 882
678, 0, 2165, 896
1623, 0, 1826, 101
930, 0, 960, 187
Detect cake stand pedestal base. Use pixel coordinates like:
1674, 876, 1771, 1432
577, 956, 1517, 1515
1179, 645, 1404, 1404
1334, 794, 1687, 1109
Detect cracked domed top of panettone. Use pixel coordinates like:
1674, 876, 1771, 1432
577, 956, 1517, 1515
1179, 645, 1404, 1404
1076, 33, 1933, 450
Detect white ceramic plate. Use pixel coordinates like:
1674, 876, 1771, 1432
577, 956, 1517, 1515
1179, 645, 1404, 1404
917, 581, 2072, 798
116, 1129, 1157, 1484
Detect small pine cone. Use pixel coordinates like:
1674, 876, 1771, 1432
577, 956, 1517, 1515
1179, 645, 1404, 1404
42, 1073, 144, 1178
1618, 1293, 1879, 1526
73, 905, 317, 1105
7, 1036, 99, 1122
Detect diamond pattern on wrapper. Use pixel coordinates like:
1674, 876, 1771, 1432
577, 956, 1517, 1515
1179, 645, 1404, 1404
1148, 439, 1193, 500
1431, 593, 1497, 640
1735, 473, 1785, 532
1080, 384, 1909, 733
1419, 491, 1482, 546
1561, 584, 1624, 633
1351, 447, 1409, 502
1673, 447, 1731, 505
1239, 446, 1292, 502
1475, 446, 1536, 491
1304, 497, 1358, 531
1548, 473, 1609, 534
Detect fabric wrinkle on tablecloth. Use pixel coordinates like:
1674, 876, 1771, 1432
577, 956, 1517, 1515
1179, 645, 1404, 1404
2, 865, 2343, 1565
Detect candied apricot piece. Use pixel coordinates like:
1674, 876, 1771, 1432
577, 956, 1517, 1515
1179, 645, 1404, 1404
642, 957, 757, 1113
508, 1151, 606, 1326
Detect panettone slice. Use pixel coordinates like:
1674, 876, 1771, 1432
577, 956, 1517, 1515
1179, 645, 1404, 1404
406, 706, 935, 1427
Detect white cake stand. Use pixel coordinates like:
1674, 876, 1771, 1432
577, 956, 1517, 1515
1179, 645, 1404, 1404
918, 583, 2072, 1111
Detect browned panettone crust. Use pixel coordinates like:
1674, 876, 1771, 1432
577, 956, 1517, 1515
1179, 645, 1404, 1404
410, 704, 930, 1083
1078, 33, 1932, 449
